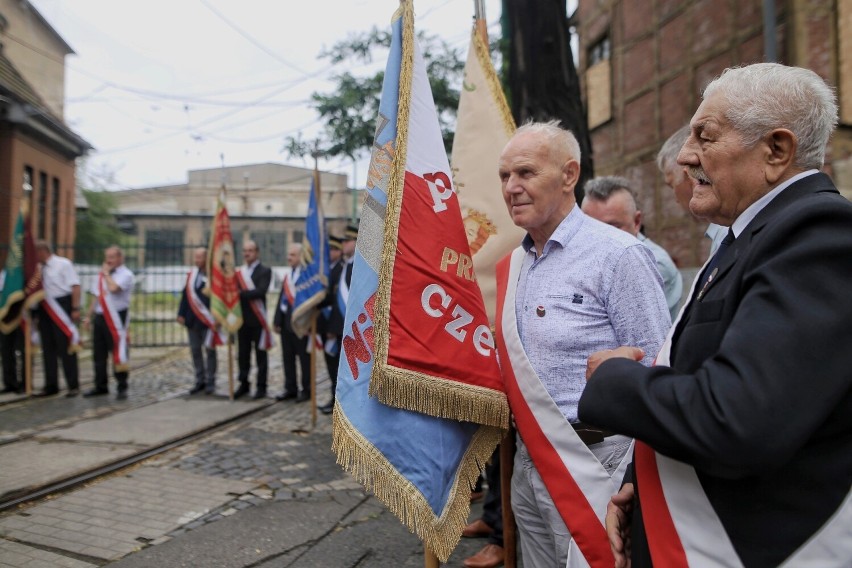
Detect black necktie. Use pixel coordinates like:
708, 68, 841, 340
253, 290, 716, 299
696, 228, 735, 300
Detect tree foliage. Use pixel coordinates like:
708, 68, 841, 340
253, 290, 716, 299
284, 27, 465, 167
75, 189, 126, 264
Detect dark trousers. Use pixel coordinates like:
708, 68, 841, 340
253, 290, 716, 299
237, 325, 267, 392
93, 311, 129, 391
281, 330, 310, 396
188, 325, 217, 388
323, 344, 340, 403
38, 297, 79, 392
482, 446, 504, 547
1, 327, 23, 391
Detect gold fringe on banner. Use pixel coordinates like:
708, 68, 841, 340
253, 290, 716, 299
370, 365, 509, 429
332, 403, 505, 563
470, 29, 515, 136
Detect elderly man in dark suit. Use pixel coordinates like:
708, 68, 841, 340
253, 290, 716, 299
580, 63, 852, 567
235, 240, 272, 400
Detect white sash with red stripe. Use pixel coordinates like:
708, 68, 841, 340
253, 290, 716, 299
186, 268, 226, 349
282, 271, 296, 309
496, 248, 630, 568
638, 258, 852, 567
98, 273, 129, 372
236, 268, 273, 350
41, 296, 81, 353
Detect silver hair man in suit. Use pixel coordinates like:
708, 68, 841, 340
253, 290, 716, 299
581, 63, 851, 567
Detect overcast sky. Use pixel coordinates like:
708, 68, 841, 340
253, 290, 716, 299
29, 0, 503, 190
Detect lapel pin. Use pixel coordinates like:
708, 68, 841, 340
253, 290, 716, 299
536, 306, 546, 317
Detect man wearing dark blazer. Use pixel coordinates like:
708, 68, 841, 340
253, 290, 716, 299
319, 224, 357, 415
317, 234, 343, 413
580, 63, 852, 567
235, 240, 272, 399
177, 247, 217, 395
273, 243, 310, 402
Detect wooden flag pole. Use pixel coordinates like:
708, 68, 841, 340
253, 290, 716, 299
424, 548, 439, 568
310, 315, 317, 428
227, 335, 235, 401
24, 319, 32, 395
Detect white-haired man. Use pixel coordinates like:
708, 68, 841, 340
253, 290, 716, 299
495, 120, 670, 567
582, 63, 852, 567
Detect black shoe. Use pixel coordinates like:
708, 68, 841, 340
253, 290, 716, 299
65, 388, 80, 398
33, 389, 59, 397
189, 384, 205, 395
1, 387, 22, 394
275, 391, 297, 402
296, 392, 310, 403
319, 402, 334, 415
252, 391, 267, 400
233, 384, 250, 399
83, 388, 109, 397
116, 389, 128, 400
205, 386, 216, 395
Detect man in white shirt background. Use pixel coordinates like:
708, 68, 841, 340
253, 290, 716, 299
33, 241, 82, 397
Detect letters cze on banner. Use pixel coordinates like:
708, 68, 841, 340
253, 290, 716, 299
331, 2, 508, 562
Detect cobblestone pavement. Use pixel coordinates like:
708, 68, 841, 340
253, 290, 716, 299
0, 345, 499, 567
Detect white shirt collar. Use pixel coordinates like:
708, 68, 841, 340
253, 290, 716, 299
731, 170, 818, 237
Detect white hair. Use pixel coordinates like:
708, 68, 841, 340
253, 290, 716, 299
703, 63, 838, 169
514, 119, 582, 163
656, 124, 691, 180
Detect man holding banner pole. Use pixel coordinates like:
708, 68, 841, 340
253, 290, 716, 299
33, 240, 81, 397
495, 120, 670, 567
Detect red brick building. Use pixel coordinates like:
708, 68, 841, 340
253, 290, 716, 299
576, 0, 851, 267
0, 0, 91, 264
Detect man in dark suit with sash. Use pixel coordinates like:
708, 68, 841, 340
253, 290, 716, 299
581, 63, 852, 567
235, 240, 272, 400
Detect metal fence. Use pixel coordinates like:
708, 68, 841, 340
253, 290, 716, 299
52, 244, 288, 348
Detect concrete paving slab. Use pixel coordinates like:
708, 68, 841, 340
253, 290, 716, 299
0, 538, 98, 567
0, 466, 257, 562
0, 440, 138, 497
40, 398, 269, 446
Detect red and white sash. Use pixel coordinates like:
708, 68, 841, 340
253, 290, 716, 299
637, 260, 852, 567
281, 271, 296, 310
495, 248, 631, 568
236, 267, 273, 350
186, 268, 226, 348
98, 272, 129, 372
41, 296, 81, 353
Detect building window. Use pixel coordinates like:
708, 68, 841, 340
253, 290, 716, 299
251, 231, 287, 265
23, 167, 33, 196
586, 35, 612, 129
38, 171, 48, 239
145, 229, 184, 266
51, 177, 60, 245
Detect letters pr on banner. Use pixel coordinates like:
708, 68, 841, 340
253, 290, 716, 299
331, 2, 507, 562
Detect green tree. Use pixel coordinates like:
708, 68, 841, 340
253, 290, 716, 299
75, 189, 126, 264
284, 27, 465, 168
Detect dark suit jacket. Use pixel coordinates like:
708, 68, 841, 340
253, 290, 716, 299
579, 173, 852, 567
273, 271, 296, 336
177, 271, 209, 330
239, 263, 271, 328
324, 259, 350, 337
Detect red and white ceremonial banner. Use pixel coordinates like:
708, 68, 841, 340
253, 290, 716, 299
186, 268, 226, 349
235, 269, 274, 351
207, 190, 242, 334
451, 28, 523, 325
635, 272, 852, 568
98, 273, 129, 372
367, 20, 507, 428
41, 296, 81, 353
495, 249, 631, 568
